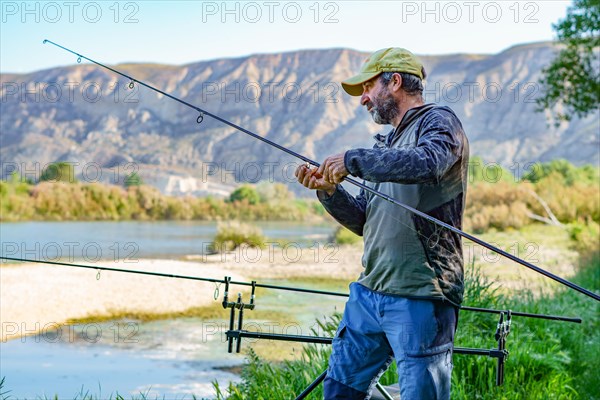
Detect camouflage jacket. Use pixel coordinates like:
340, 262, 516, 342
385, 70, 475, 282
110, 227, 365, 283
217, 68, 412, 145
318, 104, 469, 305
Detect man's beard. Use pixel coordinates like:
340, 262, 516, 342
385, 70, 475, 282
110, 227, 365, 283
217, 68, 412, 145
368, 89, 399, 125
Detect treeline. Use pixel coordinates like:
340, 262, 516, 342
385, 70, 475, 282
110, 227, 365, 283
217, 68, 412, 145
0, 180, 325, 222
1, 159, 598, 234
463, 157, 599, 234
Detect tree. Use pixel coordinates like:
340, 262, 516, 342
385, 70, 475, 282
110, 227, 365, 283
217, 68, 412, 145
522, 159, 599, 185
256, 181, 294, 203
124, 172, 143, 188
537, 0, 600, 122
39, 162, 77, 183
229, 184, 260, 205
7, 171, 33, 185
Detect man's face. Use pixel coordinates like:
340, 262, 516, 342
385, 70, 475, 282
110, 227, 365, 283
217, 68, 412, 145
360, 76, 399, 125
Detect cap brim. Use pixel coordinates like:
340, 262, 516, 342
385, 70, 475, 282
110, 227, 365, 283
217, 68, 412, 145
341, 71, 381, 96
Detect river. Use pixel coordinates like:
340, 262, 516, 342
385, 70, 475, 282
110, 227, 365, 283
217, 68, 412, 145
0, 220, 336, 261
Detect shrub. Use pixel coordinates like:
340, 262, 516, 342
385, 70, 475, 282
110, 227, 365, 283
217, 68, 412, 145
567, 220, 600, 254
124, 172, 143, 187
523, 159, 599, 186
212, 221, 266, 252
39, 162, 78, 183
256, 182, 294, 204
331, 226, 361, 245
229, 185, 260, 205
528, 172, 600, 223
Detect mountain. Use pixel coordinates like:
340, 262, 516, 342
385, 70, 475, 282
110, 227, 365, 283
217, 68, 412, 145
1, 42, 598, 196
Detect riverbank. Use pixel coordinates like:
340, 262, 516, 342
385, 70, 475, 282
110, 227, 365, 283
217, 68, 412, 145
0, 259, 248, 342
0, 245, 366, 342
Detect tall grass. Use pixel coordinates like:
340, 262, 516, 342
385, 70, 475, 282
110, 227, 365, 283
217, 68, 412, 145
450, 259, 599, 399
213, 318, 338, 399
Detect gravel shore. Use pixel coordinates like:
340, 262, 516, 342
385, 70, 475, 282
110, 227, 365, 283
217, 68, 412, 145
0, 245, 365, 341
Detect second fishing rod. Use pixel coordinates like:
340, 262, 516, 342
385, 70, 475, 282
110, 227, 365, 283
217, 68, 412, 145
42, 39, 599, 302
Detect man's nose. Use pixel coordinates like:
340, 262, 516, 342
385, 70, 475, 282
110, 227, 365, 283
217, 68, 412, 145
360, 92, 370, 106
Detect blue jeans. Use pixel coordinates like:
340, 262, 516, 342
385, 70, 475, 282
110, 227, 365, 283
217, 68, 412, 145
324, 282, 458, 400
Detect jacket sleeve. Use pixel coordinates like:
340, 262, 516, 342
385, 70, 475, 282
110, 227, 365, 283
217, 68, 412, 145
316, 185, 368, 236
344, 109, 464, 184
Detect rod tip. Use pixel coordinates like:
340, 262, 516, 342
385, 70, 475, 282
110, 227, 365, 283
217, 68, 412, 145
43, 39, 48, 44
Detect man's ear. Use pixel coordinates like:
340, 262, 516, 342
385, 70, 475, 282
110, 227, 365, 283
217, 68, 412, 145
390, 73, 403, 93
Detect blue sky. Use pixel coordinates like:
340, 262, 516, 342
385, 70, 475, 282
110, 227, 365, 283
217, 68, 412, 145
1, 1, 572, 73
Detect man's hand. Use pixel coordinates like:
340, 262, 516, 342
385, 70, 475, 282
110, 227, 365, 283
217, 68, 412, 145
295, 164, 336, 195
318, 153, 349, 184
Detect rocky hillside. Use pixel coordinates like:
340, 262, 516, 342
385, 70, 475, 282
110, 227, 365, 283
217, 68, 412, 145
1, 42, 598, 196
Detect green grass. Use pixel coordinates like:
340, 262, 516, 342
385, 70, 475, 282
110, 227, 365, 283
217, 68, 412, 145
213, 253, 600, 399
212, 318, 338, 399
450, 256, 599, 400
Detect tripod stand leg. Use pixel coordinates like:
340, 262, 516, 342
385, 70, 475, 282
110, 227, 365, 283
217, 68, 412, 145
375, 382, 395, 400
295, 370, 327, 400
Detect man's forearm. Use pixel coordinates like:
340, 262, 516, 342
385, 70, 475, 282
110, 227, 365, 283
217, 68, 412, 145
317, 185, 367, 236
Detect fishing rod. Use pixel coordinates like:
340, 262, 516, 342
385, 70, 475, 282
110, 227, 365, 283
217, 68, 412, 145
42, 39, 600, 302
0, 256, 345, 298
0, 256, 582, 323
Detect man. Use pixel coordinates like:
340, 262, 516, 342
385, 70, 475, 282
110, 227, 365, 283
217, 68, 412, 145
295, 48, 469, 399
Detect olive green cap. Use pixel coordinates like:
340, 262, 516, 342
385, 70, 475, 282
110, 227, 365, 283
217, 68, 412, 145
341, 48, 424, 96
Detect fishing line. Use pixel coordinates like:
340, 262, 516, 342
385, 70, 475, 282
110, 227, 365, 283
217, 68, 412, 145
0, 256, 582, 323
40, 39, 599, 302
